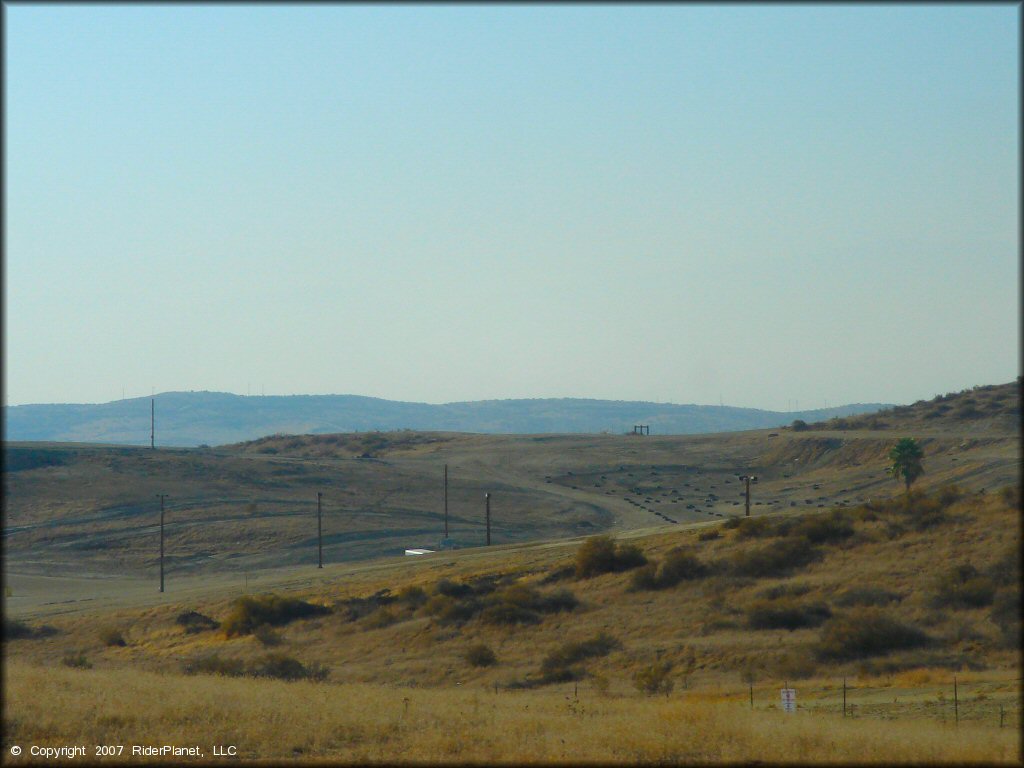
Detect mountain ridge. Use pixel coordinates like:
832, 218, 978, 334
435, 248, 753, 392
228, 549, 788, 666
3, 390, 892, 447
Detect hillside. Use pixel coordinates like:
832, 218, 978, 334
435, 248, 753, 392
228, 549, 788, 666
4, 486, 1020, 763
797, 380, 1021, 434
2, 390, 891, 446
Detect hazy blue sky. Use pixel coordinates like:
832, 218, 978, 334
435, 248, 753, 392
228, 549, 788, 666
5, 4, 1019, 410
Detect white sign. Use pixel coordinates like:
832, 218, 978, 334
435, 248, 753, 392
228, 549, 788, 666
781, 688, 796, 713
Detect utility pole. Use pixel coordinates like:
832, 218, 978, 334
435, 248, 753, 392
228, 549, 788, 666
740, 475, 757, 517
317, 492, 323, 569
444, 464, 449, 539
485, 493, 491, 546
157, 494, 168, 592
151, 398, 155, 449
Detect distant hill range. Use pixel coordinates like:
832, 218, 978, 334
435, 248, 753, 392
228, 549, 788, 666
2, 391, 895, 447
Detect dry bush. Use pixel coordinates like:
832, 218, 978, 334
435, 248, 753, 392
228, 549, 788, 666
222, 594, 331, 637
774, 650, 819, 680
464, 644, 497, 668
697, 528, 720, 541
729, 536, 821, 578
424, 581, 577, 627
253, 624, 283, 646
183, 652, 328, 682
99, 627, 127, 647
183, 653, 246, 677
175, 610, 219, 634
249, 653, 329, 683
539, 633, 620, 683
998, 484, 1021, 509
816, 608, 930, 661
434, 578, 476, 599
834, 585, 901, 608
757, 582, 811, 600
782, 509, 855, 544
746, 598, 831, 630
631, 548, 707, 591
4, 618, 57, 640
989, 587, 1020, 648
634, 661, 674, 696
733, 516, 775, 539
575, 535, 647, 578
932, 563, 996, 609
396, 585, 427, 607
361, 607, 398, 630
987, 546, 1021, 588
422, 594, 478, 625
337, 589, 397, 621
61, 652, 92, 670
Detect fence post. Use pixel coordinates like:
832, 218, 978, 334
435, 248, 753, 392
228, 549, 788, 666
843, 677, 847, 717
953, 675, 958, 726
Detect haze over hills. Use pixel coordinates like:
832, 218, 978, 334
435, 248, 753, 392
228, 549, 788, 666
2, 391, 893, 447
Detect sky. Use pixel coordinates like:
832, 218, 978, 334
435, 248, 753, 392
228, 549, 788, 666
4, 4, 1019, 410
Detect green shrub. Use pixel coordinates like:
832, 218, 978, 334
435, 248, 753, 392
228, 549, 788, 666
222, 594, 331, 637
575, 536, 647, 578
933, 564, 997, 609
634, 661, 674, 695
540, 633, 620, 683
791, 420, 809, 431
175, 611, 219, 634
99, 627, 127, 647
730, 537, 822, 578
747, 598, 831, 630
816, 608, 929, 661
464, 644, 497, 667
61, 652, 92, 670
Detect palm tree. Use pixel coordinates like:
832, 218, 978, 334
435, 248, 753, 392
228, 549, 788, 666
889, 437, 924, 492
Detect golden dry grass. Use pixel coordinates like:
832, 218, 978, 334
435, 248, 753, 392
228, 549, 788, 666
4, 660, 1020, 764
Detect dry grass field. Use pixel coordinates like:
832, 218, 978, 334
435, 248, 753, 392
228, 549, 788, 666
3, 381, 1021, 763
